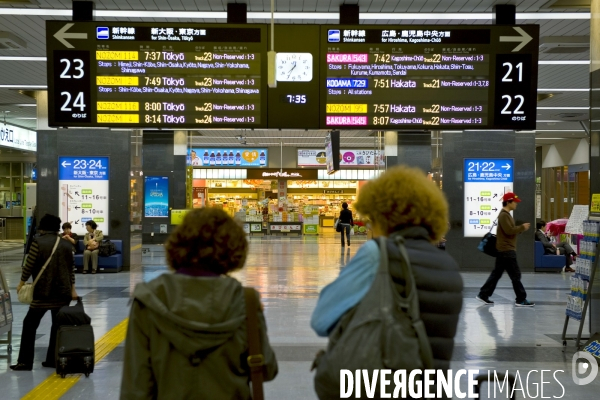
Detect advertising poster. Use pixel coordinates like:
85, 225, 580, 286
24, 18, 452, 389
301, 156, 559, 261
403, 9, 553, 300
463, 158, 513, 238
298, 149, 385, 167
188, 148, 267, 167
145, 176, 169, 218
58, 156, 110, 235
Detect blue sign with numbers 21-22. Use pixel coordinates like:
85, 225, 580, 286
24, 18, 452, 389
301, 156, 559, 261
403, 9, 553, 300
464, 158, 513, 183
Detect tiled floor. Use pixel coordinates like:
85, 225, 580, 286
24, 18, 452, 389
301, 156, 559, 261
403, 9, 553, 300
1, 235, 598, 399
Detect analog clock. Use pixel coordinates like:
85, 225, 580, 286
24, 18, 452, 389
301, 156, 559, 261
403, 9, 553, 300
275, 53, 313, 82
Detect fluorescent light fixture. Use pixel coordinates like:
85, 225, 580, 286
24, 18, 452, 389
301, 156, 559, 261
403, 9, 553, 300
535, 129, 585, 131
537, 107, 589, 109
538, 88, 589, 91
538, 120, 574, 122
13, 117, 36, 120
0, 8, 591, 20
538, 61, 589, 65
0, 85, 46, 89
0, 56, 46, 61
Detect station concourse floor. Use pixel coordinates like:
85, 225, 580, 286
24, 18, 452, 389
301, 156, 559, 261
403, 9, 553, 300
1, 235, 599, 399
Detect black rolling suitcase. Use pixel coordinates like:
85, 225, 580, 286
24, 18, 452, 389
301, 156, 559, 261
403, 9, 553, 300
55, 297, 95, 378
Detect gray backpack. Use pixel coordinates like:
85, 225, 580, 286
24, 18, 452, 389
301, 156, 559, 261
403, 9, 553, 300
312, 235, 434, 399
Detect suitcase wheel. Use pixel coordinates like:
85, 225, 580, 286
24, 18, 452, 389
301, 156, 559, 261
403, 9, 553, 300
61, 373, 66, 379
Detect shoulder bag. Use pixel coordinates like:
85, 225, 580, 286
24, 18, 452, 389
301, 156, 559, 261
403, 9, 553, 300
18, 237, 60, 304
244, 287, 265, 400
478, 220, 498, 257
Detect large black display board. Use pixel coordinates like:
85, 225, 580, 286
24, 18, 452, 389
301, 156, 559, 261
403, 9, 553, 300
46, 21, 268, 128
320, 25, 539, 130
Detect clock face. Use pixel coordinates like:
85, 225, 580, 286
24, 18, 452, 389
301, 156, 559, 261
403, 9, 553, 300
276, 53, 313, 82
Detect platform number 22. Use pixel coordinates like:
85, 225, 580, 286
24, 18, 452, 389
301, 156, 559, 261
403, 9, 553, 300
500, 62, 524, 115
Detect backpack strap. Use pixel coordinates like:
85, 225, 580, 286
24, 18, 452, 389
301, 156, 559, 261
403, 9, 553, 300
382, 235, 435, 370
244, 288, 264, 400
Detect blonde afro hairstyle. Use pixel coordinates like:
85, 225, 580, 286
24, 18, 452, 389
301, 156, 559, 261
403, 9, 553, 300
354, 165, 449, 242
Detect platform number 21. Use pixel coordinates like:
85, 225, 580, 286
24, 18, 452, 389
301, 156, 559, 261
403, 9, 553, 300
501, 62, 524, 115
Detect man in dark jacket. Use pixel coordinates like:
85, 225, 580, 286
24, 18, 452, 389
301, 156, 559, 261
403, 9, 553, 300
535, 220, 576, 272
11, 214, 77, 371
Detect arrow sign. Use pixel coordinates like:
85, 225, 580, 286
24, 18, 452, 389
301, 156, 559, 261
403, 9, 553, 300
74, 206, 80, 210
75, 220, 80, 224
502, 163, 511, 170
499, 27, 533, 52
75, 192, 80, 196
61, 161, 71, 167
54, 23, 88, 49
492, 208, 498, 212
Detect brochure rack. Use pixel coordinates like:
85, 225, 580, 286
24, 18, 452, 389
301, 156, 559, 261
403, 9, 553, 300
0, 267, 13, 354
561, 220, 600, 350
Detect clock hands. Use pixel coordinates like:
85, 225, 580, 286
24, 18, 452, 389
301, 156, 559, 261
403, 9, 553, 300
287, 61, 297, 79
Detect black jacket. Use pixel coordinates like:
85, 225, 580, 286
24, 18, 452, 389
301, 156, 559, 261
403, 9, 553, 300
535, 230, 555, 254
21, 233, 75, 308
386, 227, 463, 370
338, 209, 353, 225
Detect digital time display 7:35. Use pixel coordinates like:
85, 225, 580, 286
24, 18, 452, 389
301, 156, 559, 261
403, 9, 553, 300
280, 94, 307, 104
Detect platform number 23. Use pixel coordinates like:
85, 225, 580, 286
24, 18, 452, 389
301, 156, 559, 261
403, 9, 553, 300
59, 58, 86, 112
500, 62, 524, 115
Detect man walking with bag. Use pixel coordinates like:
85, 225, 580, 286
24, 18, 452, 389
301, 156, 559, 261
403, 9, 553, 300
477, 192, 534, 307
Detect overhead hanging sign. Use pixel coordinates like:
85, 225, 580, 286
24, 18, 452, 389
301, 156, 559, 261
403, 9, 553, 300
297, 149, 384, 167
58, 156, 110, 235
189, 148, 267, 167
321, 25, 539, 130
46, 21, 267, 128
463, 158, 514, 238
0, 124, 37, 152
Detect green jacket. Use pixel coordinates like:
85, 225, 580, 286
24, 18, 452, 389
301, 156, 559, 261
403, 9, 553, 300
120, 273, 278, 400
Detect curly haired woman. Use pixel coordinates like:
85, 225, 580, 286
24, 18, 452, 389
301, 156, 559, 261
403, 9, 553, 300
311, 166, 463, 373
120, 208, 277, 399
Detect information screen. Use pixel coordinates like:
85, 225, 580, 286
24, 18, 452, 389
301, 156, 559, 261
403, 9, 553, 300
320, 25, 539, 130
46, 21, 267, 128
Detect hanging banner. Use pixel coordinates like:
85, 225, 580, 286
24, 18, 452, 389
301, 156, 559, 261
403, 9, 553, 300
0, 124, 37, 152
463, 158, 513, 238
188, 148, 267, 167
58, 156, 110, 235
298, 149, 384, 167
145, 176, 169, 218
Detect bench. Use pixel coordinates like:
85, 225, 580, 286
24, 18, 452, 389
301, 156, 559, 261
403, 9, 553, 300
534, 241, 565, 272
74, 240, 123, 273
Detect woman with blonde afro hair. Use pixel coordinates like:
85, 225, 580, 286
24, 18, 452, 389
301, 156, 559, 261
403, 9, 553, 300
354, 165, 449, 242
311, 165, 463, 385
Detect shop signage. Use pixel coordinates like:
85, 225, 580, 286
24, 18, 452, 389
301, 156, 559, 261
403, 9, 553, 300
250, 223, 263, 232
58, 156, 110, 235
189, 148, 267, 168
170, 209, 191, 225
0, 124, 36, 152
145, 176, 169, 218
270, 224, 302, 231
304, 224, 319, 235
247, 169, 319, 180
463, 158, 514, 238
298, 149, 384, 167
323, 190, 343, 194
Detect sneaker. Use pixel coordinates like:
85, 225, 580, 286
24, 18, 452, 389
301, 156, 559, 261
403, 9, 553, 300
476, 296, 494, 305
515, 299, 535, 307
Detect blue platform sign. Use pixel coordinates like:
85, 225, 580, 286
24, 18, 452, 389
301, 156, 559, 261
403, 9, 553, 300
58, 157, 109, 180
464, 158, 513, 183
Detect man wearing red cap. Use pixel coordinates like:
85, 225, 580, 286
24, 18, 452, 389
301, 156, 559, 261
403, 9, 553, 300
477, 192, 535, 307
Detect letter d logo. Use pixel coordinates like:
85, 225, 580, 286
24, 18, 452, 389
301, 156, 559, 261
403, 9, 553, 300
572, 351, 599, 385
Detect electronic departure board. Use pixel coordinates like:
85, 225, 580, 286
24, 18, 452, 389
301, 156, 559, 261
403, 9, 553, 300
46, 21, 267, 128
320, 25, 539, 130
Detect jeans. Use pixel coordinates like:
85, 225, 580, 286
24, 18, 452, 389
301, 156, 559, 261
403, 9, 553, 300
478, 250, 527, 303
84, 249, 99, 272
340, 224, 351, 245
17, 307, 62, 366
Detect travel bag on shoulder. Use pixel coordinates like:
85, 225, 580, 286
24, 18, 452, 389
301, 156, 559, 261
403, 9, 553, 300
311, 235, 434, 399
478, 221, 498, 257
334, 219, 342, 233
18, 237, 60, 304
244, 288, 265, 400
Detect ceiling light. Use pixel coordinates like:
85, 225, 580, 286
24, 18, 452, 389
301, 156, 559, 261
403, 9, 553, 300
0, 56, 45, 61
537, 107, 589, 109
538, 60, 589, 64
0, 8, 591, 20
538, 88, 589, 91
0, 85, 46, 89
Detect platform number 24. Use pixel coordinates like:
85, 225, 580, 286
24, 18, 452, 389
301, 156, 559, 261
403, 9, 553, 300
500, 62, 524, 115
59, 58, 86, 112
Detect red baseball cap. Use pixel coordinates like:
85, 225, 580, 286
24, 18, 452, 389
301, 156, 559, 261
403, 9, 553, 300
502, 192, 522, 202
